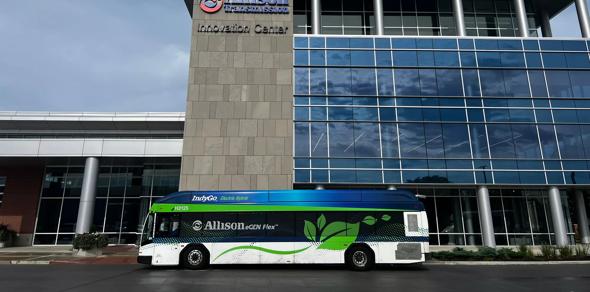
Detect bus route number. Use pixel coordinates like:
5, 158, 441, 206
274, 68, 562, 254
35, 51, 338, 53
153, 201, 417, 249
174, 206, 189, 211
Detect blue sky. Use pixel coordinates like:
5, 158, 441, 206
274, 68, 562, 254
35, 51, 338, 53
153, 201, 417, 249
0, 1, 586, 112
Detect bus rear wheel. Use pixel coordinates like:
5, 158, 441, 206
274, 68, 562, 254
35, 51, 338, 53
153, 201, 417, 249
346, 245, 374, 271
181, 245, 209, 270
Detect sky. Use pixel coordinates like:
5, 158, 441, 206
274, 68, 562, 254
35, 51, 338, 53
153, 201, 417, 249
0, 1, 586, 112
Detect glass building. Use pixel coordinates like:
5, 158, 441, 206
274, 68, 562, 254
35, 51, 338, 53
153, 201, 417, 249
285, 0, 590, 247
33, 158, 180, 245
1, 0, 589, 248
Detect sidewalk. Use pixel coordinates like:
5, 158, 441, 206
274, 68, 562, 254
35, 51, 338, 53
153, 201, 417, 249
0, 245, 138, 265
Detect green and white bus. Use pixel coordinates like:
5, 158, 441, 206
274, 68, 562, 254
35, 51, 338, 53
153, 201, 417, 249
138, 189, 429, 270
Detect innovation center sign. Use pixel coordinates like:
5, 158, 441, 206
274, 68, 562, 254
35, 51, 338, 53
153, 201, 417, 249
199, 0, 289, 14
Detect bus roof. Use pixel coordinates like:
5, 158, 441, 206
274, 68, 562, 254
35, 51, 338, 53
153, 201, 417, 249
150, 189, 424, 213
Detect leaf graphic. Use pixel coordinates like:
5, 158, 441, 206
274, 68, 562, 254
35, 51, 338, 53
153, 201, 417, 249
318, 222, 360, 250
362, 216, 377, 226
304, 220, 317, 241
319, 221, 347, 242
381, 214, 391, 221
317, 214, 326, 230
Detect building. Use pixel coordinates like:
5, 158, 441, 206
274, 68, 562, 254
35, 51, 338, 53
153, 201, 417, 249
1, 0, 590, 248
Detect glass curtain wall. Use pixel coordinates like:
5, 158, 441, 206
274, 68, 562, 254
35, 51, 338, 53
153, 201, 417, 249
320, 0, 375, 35
294, 36, 590, 186
463, 0, 539, 37
382, 0, 456, 36
295, 0, 539, 36
412, 188, 573, 246
294, 0, 312, 34
0, 176, 5, 207
33, 158, 180, 245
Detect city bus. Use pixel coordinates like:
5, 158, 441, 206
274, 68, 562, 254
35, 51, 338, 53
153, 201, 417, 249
138, 189, 429, 270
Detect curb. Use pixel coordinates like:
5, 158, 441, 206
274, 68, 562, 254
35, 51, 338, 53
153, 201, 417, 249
9, 260, 50, 265
426, 261, 590, 266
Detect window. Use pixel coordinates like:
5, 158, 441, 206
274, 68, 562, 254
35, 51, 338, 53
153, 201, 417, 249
0, 176, 5, 207
34, 160, 180, 245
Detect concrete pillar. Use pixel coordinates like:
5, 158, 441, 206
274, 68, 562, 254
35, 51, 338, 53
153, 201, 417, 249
477, 186, 496, 247
75, 157, 99, 234
540, 9, 552, 37
311, 0, 321, 35
373, 0, 384, 35
575, 0, 590, 38
548, 186, 569, 247
575, 190, 590, 244
452, 0, 466, 37
513, 0, 529, 37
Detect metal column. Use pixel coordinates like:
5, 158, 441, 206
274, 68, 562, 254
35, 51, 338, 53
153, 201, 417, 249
575, 190, 590, 244
452, 0, 466, 37
311, 0, 321, 35
373, 0, 384, 35
540, 9, 552, 37
575, 0, 590, 38
548, 186, 569, 247
477, 186, 496, 247
75, 157, 99, 234
513, 0, 529, 37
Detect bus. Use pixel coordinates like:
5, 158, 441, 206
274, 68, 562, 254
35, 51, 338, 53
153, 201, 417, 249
138, 189, 429, 270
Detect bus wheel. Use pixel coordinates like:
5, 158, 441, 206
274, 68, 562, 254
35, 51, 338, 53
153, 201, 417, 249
181, 245, 209, 270
346, 245, 374, 271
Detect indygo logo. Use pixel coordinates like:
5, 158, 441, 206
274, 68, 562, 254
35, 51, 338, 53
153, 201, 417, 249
192, 220, 278, 231
192, 194, 218, 202
200, 0, 224, 13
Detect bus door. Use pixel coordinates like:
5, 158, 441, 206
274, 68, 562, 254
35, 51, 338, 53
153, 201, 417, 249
152, 213, 182, 265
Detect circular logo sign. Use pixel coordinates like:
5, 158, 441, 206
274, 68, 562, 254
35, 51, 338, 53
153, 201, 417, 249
200, 0, 223, 13
192, 220, 203, 231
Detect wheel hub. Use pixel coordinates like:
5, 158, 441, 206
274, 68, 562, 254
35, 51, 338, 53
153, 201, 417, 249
352, 250, 368, 267
187, 250, 203, 266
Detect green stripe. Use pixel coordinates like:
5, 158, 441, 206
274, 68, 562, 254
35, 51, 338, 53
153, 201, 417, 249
214, 245, 311, 261
150, 203, 408, 213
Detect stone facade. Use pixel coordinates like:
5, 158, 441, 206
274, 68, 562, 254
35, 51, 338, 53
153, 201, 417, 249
180, 2, 294, 190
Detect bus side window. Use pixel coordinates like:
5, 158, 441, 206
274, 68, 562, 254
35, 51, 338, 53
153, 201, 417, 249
155, 214, 180, 238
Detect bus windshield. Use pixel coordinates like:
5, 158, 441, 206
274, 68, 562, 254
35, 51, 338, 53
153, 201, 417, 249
140, 214, 154, 246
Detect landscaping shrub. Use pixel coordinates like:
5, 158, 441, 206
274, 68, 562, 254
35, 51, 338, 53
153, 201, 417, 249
540, 245, 557, 260
73, 233, 108, 250
575, 244, 589, 258
558, 246, 574, 258
477, 246, 498, 260
518, 245, 535, 260
496, 248, 519, 260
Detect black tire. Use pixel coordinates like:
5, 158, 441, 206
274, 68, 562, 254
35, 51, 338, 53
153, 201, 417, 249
180, 245, 209, 270
346, 245, 375, 271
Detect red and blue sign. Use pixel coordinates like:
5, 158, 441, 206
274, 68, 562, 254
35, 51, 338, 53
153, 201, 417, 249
199, 0, 289, 14
200, 0, 224, 13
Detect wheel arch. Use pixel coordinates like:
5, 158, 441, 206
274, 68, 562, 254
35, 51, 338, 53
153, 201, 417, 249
344, 243, 375, 261
180, 243, 210, 261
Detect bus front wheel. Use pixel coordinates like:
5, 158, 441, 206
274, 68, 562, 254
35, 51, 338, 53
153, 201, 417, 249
345, 245, 374, 271
180, 245, 209, 270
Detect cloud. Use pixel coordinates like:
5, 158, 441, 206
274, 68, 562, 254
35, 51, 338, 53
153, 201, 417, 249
0, 0, 191, 112
0, 0, 589, 113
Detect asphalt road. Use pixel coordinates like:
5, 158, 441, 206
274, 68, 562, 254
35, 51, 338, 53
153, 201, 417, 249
0, 264, 588, 292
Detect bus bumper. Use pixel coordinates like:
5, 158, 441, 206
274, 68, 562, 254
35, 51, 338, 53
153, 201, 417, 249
137, 255, 152, 265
